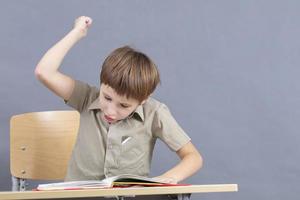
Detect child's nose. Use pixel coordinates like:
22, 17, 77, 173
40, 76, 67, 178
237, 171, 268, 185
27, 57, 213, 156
107, 104, 117, 117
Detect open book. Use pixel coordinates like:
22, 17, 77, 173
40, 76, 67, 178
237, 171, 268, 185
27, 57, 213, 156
36, 174, 188, 191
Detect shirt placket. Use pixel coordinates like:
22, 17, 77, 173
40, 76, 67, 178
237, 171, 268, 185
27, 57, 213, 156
103, 124, 121, 177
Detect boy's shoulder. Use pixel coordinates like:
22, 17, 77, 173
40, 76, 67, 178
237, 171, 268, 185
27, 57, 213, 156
142, 97, 169, 116
144, 97, 164, 109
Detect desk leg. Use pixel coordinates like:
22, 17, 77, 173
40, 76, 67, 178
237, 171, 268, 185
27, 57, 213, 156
177, 194, 191, 200
168, 193, 191, 200
108, 194, 191, 200
103, 195, 133, 199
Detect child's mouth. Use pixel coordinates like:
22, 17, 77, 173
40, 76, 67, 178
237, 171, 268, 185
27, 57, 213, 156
104, 115, 114, 123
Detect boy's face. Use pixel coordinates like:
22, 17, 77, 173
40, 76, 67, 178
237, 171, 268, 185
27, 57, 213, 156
99, 84, 142, 124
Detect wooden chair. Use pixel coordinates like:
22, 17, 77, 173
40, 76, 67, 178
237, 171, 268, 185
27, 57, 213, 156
10, 111, 80, 191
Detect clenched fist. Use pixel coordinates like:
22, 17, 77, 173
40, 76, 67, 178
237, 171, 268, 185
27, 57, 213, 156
73, 16, 93, 38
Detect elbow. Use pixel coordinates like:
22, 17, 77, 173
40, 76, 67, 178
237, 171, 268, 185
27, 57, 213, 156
34, 65, 42, 80
194, 151, 203, 172
197, 153, 204, 171
34, 65, 46, 82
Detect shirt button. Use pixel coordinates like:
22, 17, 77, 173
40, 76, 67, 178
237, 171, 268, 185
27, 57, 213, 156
108, 144, 113, 149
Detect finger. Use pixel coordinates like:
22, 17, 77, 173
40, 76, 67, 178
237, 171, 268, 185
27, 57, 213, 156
85, 17, 93, 26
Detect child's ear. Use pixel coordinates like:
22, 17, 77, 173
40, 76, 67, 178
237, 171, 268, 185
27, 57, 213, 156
140, 99, 147, 105
140, 94, 152, 105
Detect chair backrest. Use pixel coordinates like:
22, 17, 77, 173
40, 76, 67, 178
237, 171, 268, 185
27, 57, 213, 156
10, 110, 80, 182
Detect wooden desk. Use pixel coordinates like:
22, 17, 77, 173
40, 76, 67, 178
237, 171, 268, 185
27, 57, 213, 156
0, 184, 238, 200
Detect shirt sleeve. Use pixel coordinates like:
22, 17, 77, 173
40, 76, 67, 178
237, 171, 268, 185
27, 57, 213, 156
152, 103, 191, 151
65, 80, 99, 112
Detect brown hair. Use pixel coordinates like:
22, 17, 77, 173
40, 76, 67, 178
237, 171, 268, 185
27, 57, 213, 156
100, 46, 160, 102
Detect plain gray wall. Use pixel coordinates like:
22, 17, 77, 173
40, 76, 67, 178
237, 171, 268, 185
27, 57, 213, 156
1, 0, 299, 199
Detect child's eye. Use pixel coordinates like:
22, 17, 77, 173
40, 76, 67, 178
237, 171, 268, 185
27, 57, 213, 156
120, 104, 129, 108
104, 96, 112, 101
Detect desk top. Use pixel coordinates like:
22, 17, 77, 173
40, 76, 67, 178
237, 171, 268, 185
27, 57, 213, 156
0, 184, 238, 200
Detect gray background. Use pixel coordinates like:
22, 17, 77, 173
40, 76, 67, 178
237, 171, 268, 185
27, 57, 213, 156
0, 0, 299, 199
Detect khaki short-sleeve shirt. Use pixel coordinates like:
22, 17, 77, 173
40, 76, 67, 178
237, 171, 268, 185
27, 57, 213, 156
65, 80, 191, 181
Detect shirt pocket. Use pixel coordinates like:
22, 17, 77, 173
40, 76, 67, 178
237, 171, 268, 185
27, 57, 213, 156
119, 136, 145, 170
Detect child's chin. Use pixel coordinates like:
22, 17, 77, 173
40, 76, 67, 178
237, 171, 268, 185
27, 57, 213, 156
107, 119, 118, 124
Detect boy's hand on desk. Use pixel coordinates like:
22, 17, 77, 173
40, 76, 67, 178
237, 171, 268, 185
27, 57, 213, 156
152, 176, 178, 184
73, 16, 93, 38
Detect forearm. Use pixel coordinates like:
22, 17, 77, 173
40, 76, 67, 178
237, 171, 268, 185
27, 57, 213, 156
34, 16, 92, 100
161, 152, 203, 183
35, 29, 82, 77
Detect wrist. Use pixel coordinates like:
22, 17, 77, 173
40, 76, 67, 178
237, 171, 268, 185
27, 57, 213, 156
160, 174, 179, 184
69, 28, 86, 41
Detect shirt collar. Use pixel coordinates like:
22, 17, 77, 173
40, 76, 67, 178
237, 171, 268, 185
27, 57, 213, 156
133, 104, 144, 122
88, 97, 145, 122
88, 97, 101, 110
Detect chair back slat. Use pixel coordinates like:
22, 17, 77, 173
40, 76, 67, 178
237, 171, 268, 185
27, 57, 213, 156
10, 111, 79, 180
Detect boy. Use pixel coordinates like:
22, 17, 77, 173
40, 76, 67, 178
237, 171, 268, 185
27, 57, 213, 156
35, 16, 202, 183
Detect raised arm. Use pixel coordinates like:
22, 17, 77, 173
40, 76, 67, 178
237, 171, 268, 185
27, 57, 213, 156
35, 16, 92, 101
